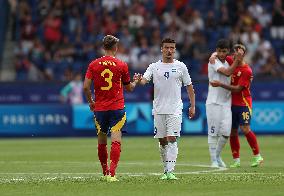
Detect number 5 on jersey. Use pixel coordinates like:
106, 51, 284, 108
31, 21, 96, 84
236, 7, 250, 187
101, 69, 113, 90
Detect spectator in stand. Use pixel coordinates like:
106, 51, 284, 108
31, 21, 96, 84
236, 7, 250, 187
12, 0, 284, 81
43, 11, 62, 50
271, 0, 284, 40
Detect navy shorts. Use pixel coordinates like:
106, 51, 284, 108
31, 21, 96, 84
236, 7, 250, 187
94, 109, 126, 135
232, 105, 252, 129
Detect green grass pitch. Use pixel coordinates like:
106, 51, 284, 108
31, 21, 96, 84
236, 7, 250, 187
0, 136, 283, 196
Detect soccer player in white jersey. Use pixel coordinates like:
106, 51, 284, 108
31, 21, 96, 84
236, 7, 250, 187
206, 39, 241, 168
136, 38, 195, 180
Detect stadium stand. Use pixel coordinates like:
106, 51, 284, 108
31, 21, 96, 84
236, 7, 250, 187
0, 0, 9, 67
1, 0, 284, 81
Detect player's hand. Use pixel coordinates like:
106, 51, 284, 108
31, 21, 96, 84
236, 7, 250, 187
133, 73, 142, 83
89, 102, 95, 112
210, 80, 221, 87
209, 52, 217, 64
189, 107, 195, 119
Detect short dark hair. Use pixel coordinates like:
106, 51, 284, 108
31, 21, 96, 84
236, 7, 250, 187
216, 39, 230, 49
103, 35, 119, 50
161, 38, 176, 47
233, 43, 246, 54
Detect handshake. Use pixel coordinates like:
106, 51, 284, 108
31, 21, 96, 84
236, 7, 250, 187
133, 73, 143, 83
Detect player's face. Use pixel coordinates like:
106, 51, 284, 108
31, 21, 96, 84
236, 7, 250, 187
161, 43, 176, 60
216, 48, 229, 61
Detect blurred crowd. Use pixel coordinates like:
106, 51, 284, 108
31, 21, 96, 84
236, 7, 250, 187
12, 0, 284, 81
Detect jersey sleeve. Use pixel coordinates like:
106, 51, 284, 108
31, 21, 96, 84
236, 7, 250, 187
143, 64, 153, 81
209, 60, 223, 72
85, 62, 94, 80
122, 62, 131, 85
238, 69, 252, 88
182, 64, 192, 86
226, 56, 233, 65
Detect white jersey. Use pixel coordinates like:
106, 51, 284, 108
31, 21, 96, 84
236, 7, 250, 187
143, 59, 192, 114
206, 58, 231, 106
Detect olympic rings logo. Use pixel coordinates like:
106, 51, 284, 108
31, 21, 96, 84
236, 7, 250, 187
254, 108, 283, 125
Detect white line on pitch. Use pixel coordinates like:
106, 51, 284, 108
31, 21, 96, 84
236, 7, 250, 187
0, 172, 282, 176
0, 161, 220, 168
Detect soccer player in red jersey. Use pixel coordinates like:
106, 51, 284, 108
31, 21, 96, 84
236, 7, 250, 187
83, 35, 139, 182
210, 44, 263, 167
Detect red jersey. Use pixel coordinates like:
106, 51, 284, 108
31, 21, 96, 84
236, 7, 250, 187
85, 56, 131, 111
231, 64, 253, 108
225, 56, 234, 65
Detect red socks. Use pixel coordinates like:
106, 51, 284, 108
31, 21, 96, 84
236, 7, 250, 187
110, 141, 121, 177
230, 135, 240, 159
98, 141, 121, 177
98, 144, 108, 176
230, 131, 260, 159
245, 131, 260, 155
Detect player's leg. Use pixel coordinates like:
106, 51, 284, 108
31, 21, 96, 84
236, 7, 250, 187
230, 106, 241, 167
98, 132, 108, 180
159, 137, 168, 179
154, 114, 168, 179
239, 106, 263, 167
109, 109, 126, 180
206, 104, 220, 167
164, 114, 181, 180
241, 125, 263, 167
216, 106, 232, 167
94, 112, 109, 178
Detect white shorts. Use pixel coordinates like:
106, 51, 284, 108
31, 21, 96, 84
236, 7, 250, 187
206, 104, 232, 137
153, 114, 182, 138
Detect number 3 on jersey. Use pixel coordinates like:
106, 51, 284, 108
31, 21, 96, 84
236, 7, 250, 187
101, 69, 113, 90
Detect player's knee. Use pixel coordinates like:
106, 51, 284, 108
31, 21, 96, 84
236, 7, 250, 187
111, 131, 122, 142
230, 129, 238, 136
167, 136, 177, 143
240, 126, 251, 134
159, 138, 168, 146
221, 135, 229, 139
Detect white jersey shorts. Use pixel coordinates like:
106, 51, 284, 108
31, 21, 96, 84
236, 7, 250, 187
206, 104, 232, 137
153, 114, 182, 138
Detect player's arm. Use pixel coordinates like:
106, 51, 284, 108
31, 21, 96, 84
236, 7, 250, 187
136, 65, 152, 86
83, 78, 95, 111
186, 84, 196, 119
210, 80, 244, 92
217, 58, 239, 77
217, 51, 243, 76
138, 77, 149, 86
209, 52, 217, 64
124, 73, 147, 91
124, 80, 138, 92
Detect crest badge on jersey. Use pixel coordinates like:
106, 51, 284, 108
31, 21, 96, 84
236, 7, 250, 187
237, 71, 241, 76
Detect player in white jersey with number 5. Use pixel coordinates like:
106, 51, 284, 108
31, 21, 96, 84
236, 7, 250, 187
137, 38, 195, 180
206, 39, 240, 168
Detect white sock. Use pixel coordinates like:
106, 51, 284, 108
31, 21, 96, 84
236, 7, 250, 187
159, 144, 167, 172
208, 135, 218, 163
234, 158, 240, 163
165, 142, 178, 173
216, 135, 228, 159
